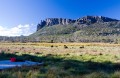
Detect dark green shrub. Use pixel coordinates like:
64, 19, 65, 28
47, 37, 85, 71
51, 45, 54, 47
80, 46, 84, 48
64, 45, 68, 49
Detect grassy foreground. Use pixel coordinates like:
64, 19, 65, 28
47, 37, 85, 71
0, 43, 120, 78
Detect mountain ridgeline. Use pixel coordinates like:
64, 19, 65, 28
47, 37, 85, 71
36, 16, 118, 31
30, 16, 120, 43
0, 16, 120, 43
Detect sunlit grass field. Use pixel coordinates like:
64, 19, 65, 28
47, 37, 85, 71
1, 42, 120, 78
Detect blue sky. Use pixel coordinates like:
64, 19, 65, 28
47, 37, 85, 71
0, 0, 120, 36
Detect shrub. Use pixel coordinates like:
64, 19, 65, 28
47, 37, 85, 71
50, 40, 54, 43
64, 45, 68, 49
51, 45, 54, 47
80, 46, 84, 48
7, 49, 10, 51
66, 53, 70, 56
35, 52, 41, 54
99, 53, 103, 55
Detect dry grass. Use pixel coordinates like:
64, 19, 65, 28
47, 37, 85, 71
0, 42, 120, 56
1, 42, 120, 77
0, 42, 120, 63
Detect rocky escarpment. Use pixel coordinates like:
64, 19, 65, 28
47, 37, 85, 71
37, 16, 119, 31
76, 16, 118, 24
37, 18, 75, 31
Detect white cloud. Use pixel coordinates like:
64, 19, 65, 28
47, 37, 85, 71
0, 24, 36, 36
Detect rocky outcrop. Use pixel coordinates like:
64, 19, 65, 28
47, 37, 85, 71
76, 16, 119, 25
37, 16, 119, 31
37, 20, 46, 31
37, 18, 75, 31
45, 18, 75, 26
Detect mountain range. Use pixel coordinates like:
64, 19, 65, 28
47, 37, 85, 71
36, 16, 118, 31
0, 15, 120, 43
29, 16, 120, 43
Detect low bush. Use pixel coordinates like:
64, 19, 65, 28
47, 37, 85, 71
64, 45, 68, 49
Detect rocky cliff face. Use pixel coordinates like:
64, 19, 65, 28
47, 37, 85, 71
37, 16, 119, 31
45, 18, 75, 26
37, 18, 75, 31
76, 16, 118, 24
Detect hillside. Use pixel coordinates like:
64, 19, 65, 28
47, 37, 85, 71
1, 16, 119, 43
30, 16, 120, 43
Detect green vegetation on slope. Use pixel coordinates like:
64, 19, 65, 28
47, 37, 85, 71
30, 22, 120, 43
31, 24, 78, 36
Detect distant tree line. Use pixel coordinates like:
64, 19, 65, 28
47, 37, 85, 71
0, 34, 119, 44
